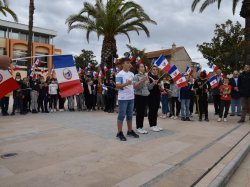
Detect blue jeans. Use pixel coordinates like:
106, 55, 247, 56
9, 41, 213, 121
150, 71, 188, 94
117, 99, 134, 123
231, 98, 241, 115
161, 94, 169, 114
181, 99, 190, 118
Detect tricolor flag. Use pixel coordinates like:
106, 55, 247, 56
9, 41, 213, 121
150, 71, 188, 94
176, 75, 187, 88
92, 71, 98, 77
168, 65, 182, 82
136, 56, 142, 64
109, 68, 113, 74
52, 55, 83, 97
154, 55, 171, 73
196, 66, 201, 73
127, 53, 135, 62
29, 65, 37, 79
0, 70, 19, 99
208, 76, 218, 89
185, 66, 193, 76
152, 58, 156, 65
145, 65, 149, 72
104, 65, 108, 72
209, 63, 219, 71
34, 58, 41, 67
98, 70, 104, 78
112, 57, 119, 65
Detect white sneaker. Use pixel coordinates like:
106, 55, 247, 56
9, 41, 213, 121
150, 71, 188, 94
50, 109, 53, 113
170, 116, 174, 119
59, 109, 64, 112
223, 118, 227, 122
150, 126, 160, 132
217, 118, 222, 122
160, 115, 166, 119
156, 126, 163, 131
173, 116, 178, 120
141, 129, 148, 134
53, 109, 56, 112
137, 128, 145, 134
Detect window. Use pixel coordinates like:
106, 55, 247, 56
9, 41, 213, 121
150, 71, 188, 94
19, 33, 27, 41
0, 29, 6, 38
12, 49, 27, 66
34, 35, 40, 43
10, 30, 19, 39
0, 48, 6, 55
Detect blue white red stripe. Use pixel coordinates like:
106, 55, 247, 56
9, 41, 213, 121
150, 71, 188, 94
0, 70, 19, 99
168, 65, 182, 82
154, 55, 171, 73
208, 76, 219, 89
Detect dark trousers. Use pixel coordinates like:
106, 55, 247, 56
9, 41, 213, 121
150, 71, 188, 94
59, 96, 65, 109
219, 100, 231, 118
135, 95, 148, 129
1, 97, 9, 115
12, 96, 24, 114
213, 95, 221, 114
148, 95, 160, 127
85, 94, 94, 110
50, 95, 57, 109
106, 95, 115, 111
38, 96, 48, 112
171, 97, 181, 116
240, 97, 250, 120
198, 95, 208, 119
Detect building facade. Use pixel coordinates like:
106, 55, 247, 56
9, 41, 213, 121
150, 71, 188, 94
145, 43, 198, 74
0, 19, 62, 77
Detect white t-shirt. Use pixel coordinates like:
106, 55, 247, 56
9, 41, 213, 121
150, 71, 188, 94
49, 83, 58, 95
116, 70, 134, 100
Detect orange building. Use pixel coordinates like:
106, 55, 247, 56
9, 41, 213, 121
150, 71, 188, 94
0, 19, 62, 77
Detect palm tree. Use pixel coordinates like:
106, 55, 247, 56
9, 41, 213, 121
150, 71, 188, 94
27, 0, 35, 70
0, 0, 18, 22
66, 0, 156, 68
191, 0, 250, 65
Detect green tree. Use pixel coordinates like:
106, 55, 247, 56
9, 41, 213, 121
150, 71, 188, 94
197, 20, 245, 74
0, 0, 18, 22
74, 49, 98, 69
66, 0, 156, 69
191, 0, 250, 66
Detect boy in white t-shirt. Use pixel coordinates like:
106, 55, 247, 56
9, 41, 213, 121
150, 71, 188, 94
115, 58, 139, 141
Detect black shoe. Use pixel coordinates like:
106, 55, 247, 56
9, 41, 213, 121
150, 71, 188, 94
214, 113, 219, 115
238, 119, 245, 123
11, 112, 15, 116
237, 114, 241, 116
45, 110, 49, 113
205, 118, 209, 122
199, 118, 202, 122
230, 114, 235, 116
186, 117, 191, 121
116, 132, 127, 141
127, 130, 139, 138
181, 117, 186, 121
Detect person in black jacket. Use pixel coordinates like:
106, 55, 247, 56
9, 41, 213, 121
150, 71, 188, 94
30, 77, 40, 113
148, 66, 163, 132
229, 71, 241, 116
238, 65, 250, 123
211, 69, 223, 115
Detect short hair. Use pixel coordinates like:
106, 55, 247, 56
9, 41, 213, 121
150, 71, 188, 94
119, 57, 130, 65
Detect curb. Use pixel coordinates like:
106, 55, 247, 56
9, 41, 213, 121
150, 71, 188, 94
208, 141, 250, 187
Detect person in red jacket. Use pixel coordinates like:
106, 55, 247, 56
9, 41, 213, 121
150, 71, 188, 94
218, 77, 232, 122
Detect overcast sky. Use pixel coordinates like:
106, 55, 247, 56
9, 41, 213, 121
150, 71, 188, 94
0, 0, 245, 69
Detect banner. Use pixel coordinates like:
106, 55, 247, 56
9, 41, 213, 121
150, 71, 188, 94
0, 70, 19, 99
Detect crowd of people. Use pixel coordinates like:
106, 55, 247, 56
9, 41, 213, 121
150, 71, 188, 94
0, 56, 250, 141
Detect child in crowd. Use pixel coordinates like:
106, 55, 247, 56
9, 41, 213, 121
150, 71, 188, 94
218, 77, 232, 122
49, 79, 58, 112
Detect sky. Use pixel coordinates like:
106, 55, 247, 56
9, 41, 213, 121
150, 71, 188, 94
0, 0, 245, 70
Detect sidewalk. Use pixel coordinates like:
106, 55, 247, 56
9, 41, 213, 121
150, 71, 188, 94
0, 105, 249, 187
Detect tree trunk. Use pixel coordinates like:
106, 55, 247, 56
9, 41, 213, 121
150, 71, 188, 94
101, 35, 117, 69
240, 0, 250, 65
27, 0, 35, 72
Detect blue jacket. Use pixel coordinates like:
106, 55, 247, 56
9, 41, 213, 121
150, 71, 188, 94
180, 83, 193, 100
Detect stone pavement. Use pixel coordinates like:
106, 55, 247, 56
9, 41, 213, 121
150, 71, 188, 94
0, 105, 249, 187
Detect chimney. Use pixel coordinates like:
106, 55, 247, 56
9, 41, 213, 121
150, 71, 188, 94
172, 42, 176, 50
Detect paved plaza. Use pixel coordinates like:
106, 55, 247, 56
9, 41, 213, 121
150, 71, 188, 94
0, 105, 249, 187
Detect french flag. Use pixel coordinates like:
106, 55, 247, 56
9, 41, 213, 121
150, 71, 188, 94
185, 66, 193, 76
176, 75, 187, 88
92, 71, 98, 77
109, 68, 113, 74
154, 55, 171, 73
209, 63, 219, 71
52, 55, 83, 98
112, 57, 119, 65
208, 76, 219, 89
136, 56, 142, 64
98, 70, 104, 78
196, 66, 201, 73
34, 58, 41, 67
104, 65, 108, 72
168, 65, 182, 82
145, 65, 149, 72
0, 70, 19, 99
128, 53, 135, 62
